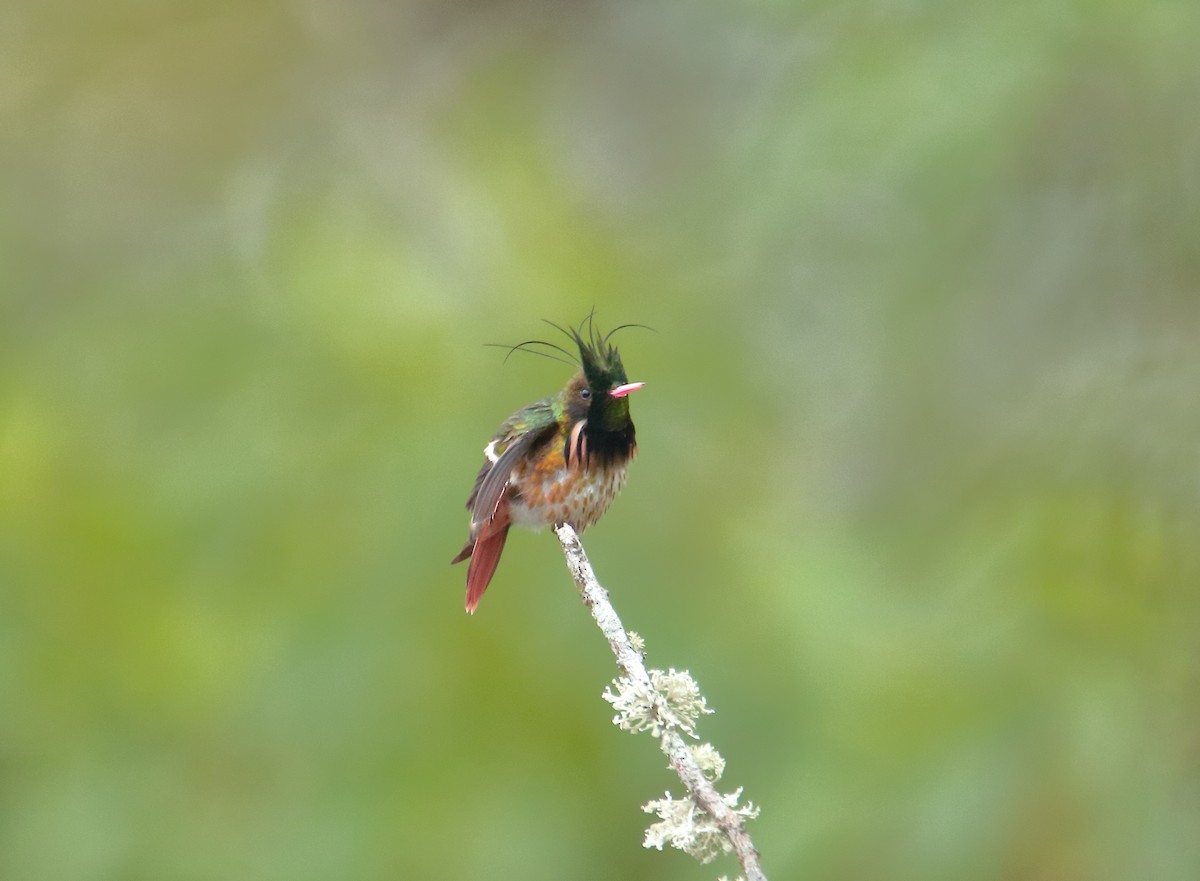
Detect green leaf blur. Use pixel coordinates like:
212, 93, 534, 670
3, 1, 1198, 879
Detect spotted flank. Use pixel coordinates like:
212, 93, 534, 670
508, 444, 632, 533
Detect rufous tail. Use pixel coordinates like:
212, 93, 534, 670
461, 498, 511, 614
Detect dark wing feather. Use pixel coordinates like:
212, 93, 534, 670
468, 430, 540, 531
463, 397, 559, 535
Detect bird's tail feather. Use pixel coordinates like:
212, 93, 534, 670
464, 499, 511, 614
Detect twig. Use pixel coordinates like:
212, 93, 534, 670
554, 523, 768, 881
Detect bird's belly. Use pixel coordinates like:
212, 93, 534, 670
508, 463, 629, 533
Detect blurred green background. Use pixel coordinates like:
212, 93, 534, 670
3, 1, 1199, 879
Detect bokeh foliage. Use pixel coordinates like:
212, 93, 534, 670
3, 1, 1199, 879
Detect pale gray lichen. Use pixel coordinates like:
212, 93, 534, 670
688, 742, 726, 782
603, 667, 713, 738
642, 787, 760, 864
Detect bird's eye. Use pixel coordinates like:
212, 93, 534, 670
580, 388, 591, 399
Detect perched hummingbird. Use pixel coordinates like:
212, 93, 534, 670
452, 320, 645, 613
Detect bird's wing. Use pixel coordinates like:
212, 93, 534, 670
464, 397, 558, 532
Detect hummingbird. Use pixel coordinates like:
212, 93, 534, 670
452, 319, 645, 613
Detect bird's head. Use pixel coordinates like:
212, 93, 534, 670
568, 322, 644, 432
492, 314, 647, 432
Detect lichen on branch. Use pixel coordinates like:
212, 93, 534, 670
553, 524, 768, 881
